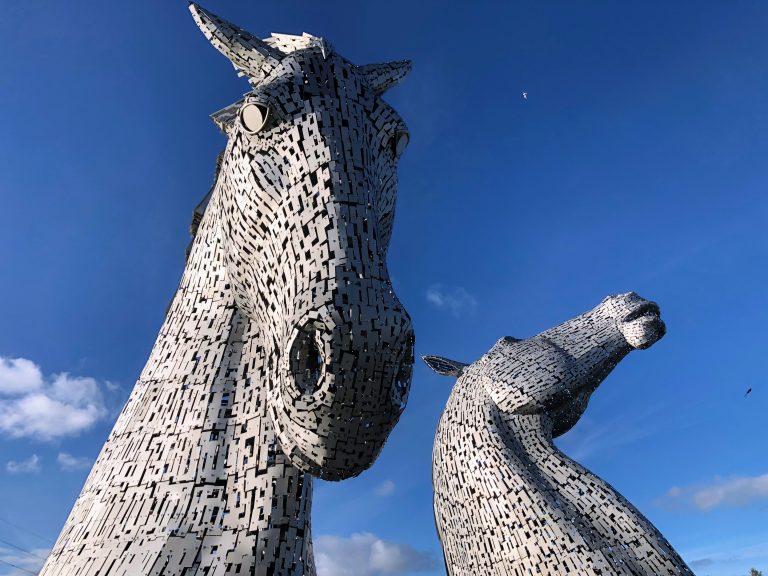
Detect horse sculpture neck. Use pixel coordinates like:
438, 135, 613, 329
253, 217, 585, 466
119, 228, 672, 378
40, 182, 317, 576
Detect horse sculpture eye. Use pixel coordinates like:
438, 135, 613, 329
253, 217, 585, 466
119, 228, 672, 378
239, 102, 269, 134
392, 130, 411, 158
393, 130, 409, 157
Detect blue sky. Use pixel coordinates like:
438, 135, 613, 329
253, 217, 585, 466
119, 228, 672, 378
1, 1, 767, 575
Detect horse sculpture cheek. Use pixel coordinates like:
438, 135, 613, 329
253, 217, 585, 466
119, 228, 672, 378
425, 293, 694, 576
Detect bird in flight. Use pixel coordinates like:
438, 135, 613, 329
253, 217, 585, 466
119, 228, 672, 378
745, 387, 752, 397
522, 92, 528, 100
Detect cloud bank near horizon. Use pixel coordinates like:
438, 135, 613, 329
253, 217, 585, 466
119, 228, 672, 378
0, 356, 110, 441
315, 532, 437, 576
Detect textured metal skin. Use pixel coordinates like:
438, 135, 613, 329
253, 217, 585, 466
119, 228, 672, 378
426, 293, 695, 576
40, 5, 413, 575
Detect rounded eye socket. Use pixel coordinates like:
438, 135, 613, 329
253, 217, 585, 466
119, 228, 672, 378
239, 102, 269, 134
392, 130, 409, 157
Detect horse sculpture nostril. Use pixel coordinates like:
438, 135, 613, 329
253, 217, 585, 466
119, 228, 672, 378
289, 325, 324, 395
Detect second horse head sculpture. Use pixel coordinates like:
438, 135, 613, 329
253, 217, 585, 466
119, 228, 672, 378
425, 292, 694, 576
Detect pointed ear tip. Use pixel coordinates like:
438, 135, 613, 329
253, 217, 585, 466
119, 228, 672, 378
388, 60, 412, 74
188, 2, 213, 22
188, 2, 205, 21
422, 355, 465, 376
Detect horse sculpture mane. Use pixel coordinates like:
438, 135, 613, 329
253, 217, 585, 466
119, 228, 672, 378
40, 5, 414, 575
425, 292, 695, 576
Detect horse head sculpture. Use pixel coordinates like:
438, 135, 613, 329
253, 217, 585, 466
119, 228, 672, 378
424, 293, 692, 575
191, 4, 414, 480
39, 7, 415, 575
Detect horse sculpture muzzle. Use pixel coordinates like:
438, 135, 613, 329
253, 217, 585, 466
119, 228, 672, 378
276, 278, 414, 480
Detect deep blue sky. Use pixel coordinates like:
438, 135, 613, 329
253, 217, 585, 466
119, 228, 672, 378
1, 2, 767, 575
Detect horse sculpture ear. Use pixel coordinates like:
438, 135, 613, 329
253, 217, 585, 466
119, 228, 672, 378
422, 355, 467, 378
189, 3, 284, 86
358, 61, 412, 95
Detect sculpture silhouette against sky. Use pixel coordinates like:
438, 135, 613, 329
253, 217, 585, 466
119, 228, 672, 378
425, 293, 695, 576
40, 4, 414, 575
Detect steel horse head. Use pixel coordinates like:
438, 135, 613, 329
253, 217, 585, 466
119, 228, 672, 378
191, 4, 415, 480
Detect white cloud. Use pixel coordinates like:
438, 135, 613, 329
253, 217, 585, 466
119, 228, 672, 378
663, 473, 768, 511
425, 284, 478, 317
6, 454, 41, 474
374, 480, 396, 497
315, 533, 437, 576
57, 452, 92, 472
0, 545, 49, 575
104, 380, 121, 392
0, 357, 43, 395
0, 356, 109, 441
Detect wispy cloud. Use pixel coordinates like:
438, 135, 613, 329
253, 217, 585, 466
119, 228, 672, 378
425, 284, 478, 317
104, 381, 121, 392
57, 452, 92, 472
374, 480, 396, 497
6, 454, 41, 474
555, 402, 671, 462
662, 473, 768, 511
0, 545, 49, 575
681, 538, 768, 576
315, 533, 437, 576
688, 557, 714, 568
0, 356, 109, 441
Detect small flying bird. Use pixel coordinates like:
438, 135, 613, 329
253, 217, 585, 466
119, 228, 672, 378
522, 92, 528, 100
745, 387, 752, 397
